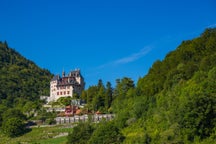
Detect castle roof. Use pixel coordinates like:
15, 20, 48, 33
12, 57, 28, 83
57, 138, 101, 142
51, 75, 59, 81
51, 69, 84, 86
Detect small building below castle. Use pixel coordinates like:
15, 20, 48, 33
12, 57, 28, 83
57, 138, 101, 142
47, 69, 85, 103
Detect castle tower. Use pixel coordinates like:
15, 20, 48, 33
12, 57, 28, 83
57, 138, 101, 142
62, 70, 65, 77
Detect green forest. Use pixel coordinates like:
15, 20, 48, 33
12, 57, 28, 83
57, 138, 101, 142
69, 28, 216, 144
0, 28, 216, 143
0, 41, 53, 137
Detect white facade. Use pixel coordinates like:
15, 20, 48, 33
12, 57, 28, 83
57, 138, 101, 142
48, 69, 85, 103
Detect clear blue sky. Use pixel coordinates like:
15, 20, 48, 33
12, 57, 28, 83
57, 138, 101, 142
1, 0, 216, 88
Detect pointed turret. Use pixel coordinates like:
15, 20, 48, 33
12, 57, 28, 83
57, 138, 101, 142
62, 69, 65, 77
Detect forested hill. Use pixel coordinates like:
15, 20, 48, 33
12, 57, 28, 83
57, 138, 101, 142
0, 41, 52, 106
109, 28, 216, 144
67, 28, 216, 144
137, 28, 216, 96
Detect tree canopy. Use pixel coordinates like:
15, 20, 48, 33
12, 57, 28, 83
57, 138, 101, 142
68, 28, 216, 144
0, 41, 53, 136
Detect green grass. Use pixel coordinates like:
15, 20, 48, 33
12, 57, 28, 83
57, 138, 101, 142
0, 125, 73, 144
34, 136, 67, 144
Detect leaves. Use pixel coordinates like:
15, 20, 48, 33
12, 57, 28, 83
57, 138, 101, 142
0, 42, 52, 104
88, 121, 124, 144
2, 117, 25, 137
67, 123, 94, 144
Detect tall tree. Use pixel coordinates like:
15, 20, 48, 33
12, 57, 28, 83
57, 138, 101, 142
92, 86, 105, 111
86, 86, 98, 111
104, 81, 112, 112
97, 79, 104, 90
114, 77, 134, 100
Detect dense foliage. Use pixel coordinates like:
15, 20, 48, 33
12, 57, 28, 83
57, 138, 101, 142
81, 80, 113, 113
67, 122, 95, 144
88, 121, 124, 144
0, 41, 52, 102
67, 121, 124, 144
68, 28, 216, 143
0, 41, 53, 136
1, 117, 26, 137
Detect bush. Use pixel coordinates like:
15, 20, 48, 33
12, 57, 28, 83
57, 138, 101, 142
67, 122, 94, 144
88, 121, 124, 144
2, 117, 25, 137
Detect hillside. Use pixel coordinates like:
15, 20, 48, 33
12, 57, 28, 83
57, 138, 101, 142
67, 28, 216, 144
0, 42, 56, 139
113, 28, 216, 143
0, 41, 52, 106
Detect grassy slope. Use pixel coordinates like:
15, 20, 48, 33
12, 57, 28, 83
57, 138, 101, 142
0, 125, 72, 144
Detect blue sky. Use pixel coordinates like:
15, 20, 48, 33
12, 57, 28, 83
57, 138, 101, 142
1, 0, 216, 88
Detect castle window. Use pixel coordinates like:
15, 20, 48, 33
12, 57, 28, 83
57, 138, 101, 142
64, 91, 66, 95
57, 92, 59, 95
67, 91, 70, 94
60, 92, 62, 95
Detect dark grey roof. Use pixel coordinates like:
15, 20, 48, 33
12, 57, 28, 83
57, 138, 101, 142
51, 75, 59, 81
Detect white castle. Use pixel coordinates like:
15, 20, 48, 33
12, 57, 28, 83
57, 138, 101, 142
47, 69, 85, 102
